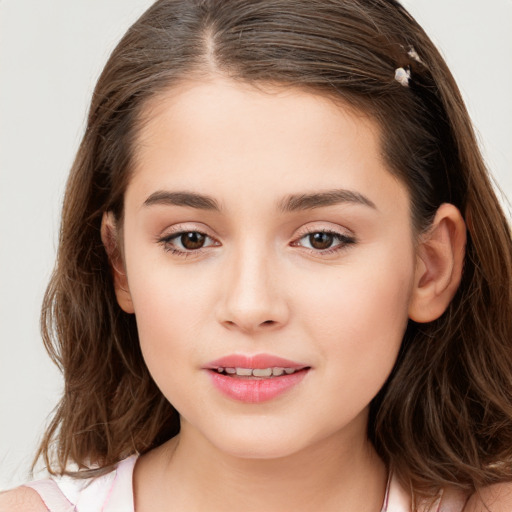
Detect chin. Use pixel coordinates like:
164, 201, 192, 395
199, 417, 322, 461
214, 435, 305, 460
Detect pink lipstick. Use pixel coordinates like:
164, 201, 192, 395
204, 354, 310, 403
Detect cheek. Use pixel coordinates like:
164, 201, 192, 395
126, 271, 211, 408
122, 249, 217, 377
296, 244, 415, 383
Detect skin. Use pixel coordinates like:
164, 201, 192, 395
109, 77, 463, 511
0, 76, 468, 511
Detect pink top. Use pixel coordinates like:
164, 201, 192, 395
24, 456, 467, 512
24, 456, 137, 512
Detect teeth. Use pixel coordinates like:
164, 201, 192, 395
218, 367, 299, 377
252, 368, 272, 377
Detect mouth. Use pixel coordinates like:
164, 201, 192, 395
211, 366, 308, 378
205, 354, 311, 403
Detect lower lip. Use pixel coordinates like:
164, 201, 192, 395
208, 370, 308, 403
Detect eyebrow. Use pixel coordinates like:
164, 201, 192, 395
143, 191, 221, 211
277, 189, 377, 212
142, 188, 376, 213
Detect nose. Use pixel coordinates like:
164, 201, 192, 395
216, 246, 290, 334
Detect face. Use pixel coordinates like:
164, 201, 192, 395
116, 77, 418, 459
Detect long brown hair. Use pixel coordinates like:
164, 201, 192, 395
37, 0, 512, 498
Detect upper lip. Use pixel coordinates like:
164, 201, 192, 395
204, 353, 309, 370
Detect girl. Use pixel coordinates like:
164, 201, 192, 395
1, 0, 512, 510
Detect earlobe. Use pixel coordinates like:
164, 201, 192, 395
408, 203, 466, 323
100, 212, 135, 314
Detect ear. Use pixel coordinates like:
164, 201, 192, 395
408, 203, 466, 323
100, 212, 135, 314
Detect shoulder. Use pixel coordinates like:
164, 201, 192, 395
0, 455, 137, 512
463, 481, 512, 512
0, 487, 48, 512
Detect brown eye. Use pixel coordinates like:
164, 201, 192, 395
308, 232, 334, 250
180, 232, 206, 250
159, 230, 218, 255
293, 230, 355, 254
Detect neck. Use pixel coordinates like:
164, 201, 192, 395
135, 419, 388, 512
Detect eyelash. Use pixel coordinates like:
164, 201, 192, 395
157, 230, 218, 257
157, 228, 356, 258
292, 229, 356, 255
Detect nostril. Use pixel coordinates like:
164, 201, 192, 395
221, 318, 280, 333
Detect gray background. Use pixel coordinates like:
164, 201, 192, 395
1, 0, 511, 488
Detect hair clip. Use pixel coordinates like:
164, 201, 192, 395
395, 67, 411, 87
407, 47, 423, 64
395, 46, 422, 87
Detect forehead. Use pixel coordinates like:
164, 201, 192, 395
135, 77, 378, 162
127, 76, 407, 215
